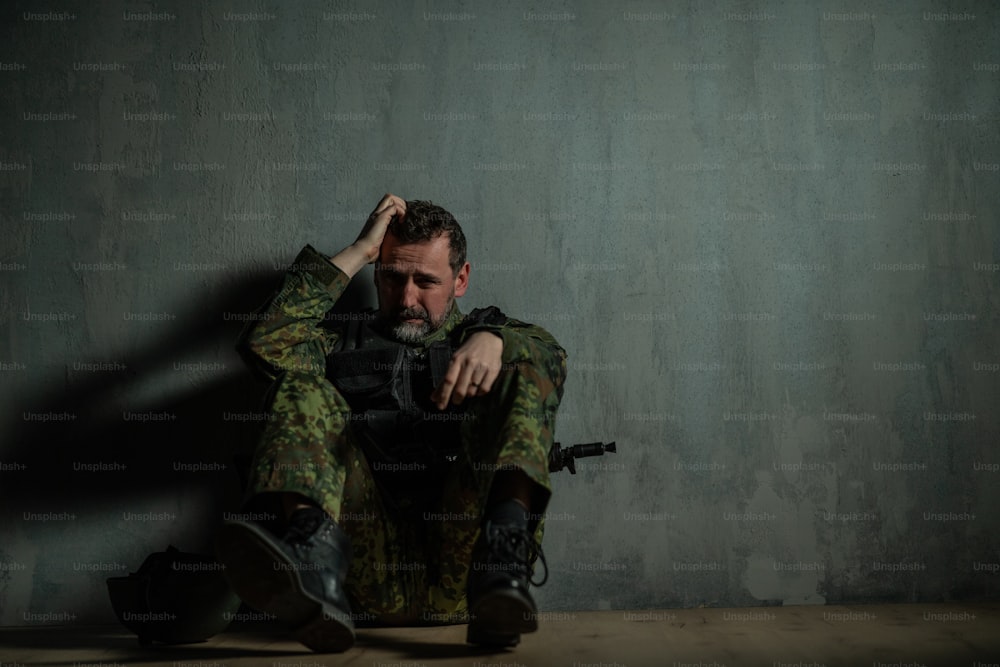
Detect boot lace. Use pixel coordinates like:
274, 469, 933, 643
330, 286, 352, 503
485, 521, 549, 587
285, 508, 326, 543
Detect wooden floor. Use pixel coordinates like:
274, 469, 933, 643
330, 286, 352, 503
2, 603, 999, 667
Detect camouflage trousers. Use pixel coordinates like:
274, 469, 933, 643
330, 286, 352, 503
244, 362, 561, 624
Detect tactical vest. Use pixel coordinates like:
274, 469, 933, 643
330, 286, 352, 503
324, 306, 506, 472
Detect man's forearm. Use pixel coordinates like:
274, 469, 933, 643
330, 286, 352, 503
328, 244, 369, 279
236, 244, 353, 381
460, 318, 569, 397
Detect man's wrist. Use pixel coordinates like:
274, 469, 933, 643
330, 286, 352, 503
328, 244, 368, 278
467, 328, 504, 343
463, 327, 505, 356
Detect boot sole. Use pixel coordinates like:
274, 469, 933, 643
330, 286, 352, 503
215, 521, 354, 653
466, 586, 538, 646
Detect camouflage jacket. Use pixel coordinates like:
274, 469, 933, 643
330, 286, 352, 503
236, 244, 568, 398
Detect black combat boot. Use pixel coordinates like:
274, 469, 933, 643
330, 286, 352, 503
215, 506, 355, 652
466, 500, 548, 647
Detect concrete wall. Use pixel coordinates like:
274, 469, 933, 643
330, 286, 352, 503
1, 0, 998, 626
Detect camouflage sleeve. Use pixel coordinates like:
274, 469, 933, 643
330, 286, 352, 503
461, 318, 569, 399
236, 244, 351, 382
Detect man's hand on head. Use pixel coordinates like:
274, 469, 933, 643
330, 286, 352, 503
431, 331, 504, 410
328, 193, 406, 278
355, 193, 406, 263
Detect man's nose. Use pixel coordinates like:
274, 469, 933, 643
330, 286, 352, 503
400, 278, 420, 309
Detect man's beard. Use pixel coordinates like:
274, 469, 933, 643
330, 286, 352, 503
384, 297, 453, 343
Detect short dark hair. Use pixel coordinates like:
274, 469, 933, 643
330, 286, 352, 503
382, 199, 467, 275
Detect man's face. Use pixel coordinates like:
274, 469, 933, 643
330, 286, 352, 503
374, 232, 469, 343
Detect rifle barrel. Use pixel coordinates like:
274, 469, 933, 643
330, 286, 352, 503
569, 441, 616, 458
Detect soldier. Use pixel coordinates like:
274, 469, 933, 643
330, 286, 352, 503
216, 194, 568, 653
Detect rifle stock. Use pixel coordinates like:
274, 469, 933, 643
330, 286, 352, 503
548, 441, 617, 474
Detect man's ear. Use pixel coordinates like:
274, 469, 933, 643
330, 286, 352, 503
453, 261, 470, 297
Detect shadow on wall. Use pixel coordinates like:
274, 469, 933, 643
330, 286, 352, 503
0, 270, 375, 554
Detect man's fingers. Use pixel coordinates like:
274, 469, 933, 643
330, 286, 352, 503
372, 201, 405, 234
440, 358, 472, 405
466, 365, 492, 396
440, 359, 498, 406
371, 193, 404, 219
432, 334, 504, 408
476, 367, 498, 395
450, 362, 481, 405
434, 357, 477, 408
371, 194, 393, 215
392, 200, 406, 223
433, 374, 456, 410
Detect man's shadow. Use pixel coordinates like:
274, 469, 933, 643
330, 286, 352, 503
0, 269, 373, 555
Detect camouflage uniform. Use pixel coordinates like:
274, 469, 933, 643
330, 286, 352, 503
236, 244, 567, 624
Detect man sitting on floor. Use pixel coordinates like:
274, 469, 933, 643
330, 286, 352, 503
216, 193, 568, 652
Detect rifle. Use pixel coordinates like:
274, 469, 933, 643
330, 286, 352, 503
548, 441, 617, 474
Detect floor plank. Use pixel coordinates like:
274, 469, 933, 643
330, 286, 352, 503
1, 603, 998, 667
